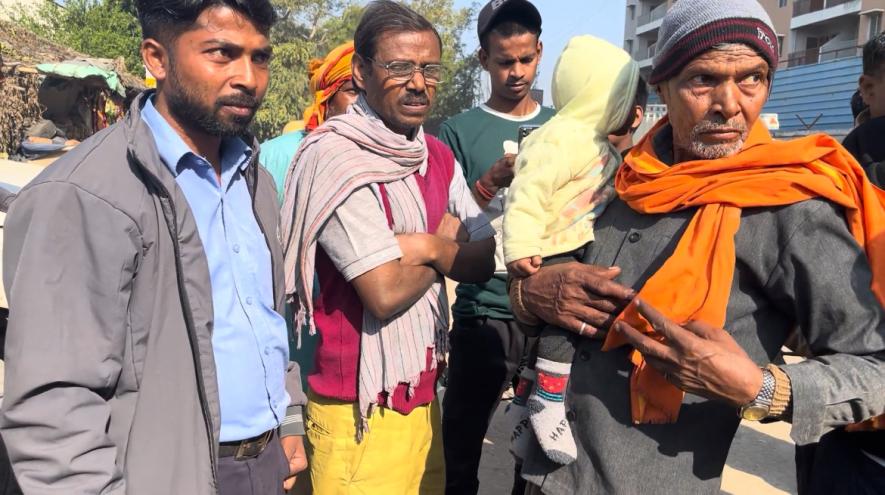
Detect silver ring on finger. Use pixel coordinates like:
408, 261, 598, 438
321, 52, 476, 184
579, 321, 588, 336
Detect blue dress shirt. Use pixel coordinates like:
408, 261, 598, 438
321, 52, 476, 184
142, 99, 290, 442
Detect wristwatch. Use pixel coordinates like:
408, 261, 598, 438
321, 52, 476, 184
739, 368, 775, 421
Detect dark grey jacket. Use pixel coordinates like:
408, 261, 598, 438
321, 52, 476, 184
0, 92, 306, 494
522, 134, 885, 494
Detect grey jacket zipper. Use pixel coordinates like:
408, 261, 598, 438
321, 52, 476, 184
131, 152, 219, 486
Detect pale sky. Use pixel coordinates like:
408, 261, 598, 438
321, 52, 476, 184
454, 0, 627, 106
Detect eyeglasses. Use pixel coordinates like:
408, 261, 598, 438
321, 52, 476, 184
366, 58, 444, 85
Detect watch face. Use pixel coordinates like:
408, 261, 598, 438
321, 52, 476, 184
741, 404, 769, 421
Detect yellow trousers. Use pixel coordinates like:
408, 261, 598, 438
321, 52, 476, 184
305, 393, 445, 495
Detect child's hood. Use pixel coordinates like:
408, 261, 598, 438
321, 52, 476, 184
551, 35, 640, 135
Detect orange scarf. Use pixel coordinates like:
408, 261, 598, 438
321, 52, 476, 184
603, 117, 885, 431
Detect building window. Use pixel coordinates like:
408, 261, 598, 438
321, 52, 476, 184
625, 39, 634, 56
778, 35, 785, 57
779, 0, 787, 7
870, 12, 882, 41
628, 5, 635, 20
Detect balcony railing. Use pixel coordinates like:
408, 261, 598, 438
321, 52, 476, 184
782, 41, 860, 67
631, 43, 657, 62
793, 0, 855, 17
637, 2, 667, 27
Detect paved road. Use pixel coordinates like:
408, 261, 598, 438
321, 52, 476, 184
476, 400, 797, 495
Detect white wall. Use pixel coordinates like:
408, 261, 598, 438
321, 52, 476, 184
791, 15, 859, 55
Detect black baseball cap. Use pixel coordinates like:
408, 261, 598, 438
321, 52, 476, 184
477, 0, 542, 41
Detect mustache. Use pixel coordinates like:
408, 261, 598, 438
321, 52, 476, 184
693, 118, 748, 134
400, 94, 430, 106
216, 93, 259, 109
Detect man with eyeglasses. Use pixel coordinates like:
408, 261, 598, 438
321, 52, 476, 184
280, 1, 496, 492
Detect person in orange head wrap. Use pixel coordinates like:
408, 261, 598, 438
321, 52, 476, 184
507, 0, 885, 493
260, 41, 358, 200
302, 41, 357, 131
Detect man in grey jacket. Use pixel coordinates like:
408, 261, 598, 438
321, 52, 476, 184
510, 0, 885, 493
0, 1, 307, 494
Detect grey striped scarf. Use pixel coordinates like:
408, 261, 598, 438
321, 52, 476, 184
280, 98, 447, 438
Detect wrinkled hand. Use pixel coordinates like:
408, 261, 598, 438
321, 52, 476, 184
521, 262, 635, 338
281, 435, 308, 491
507, 256, 541, 278
483, 154, 516, 189
615, 299, 763, 407
435, 213, 469, 242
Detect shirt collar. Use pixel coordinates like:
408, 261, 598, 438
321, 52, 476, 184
141, 97, 253, 177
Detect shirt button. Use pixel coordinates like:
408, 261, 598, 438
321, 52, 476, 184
628, 232, 641, 243
246, 297, 253, 305
264, 347, 270, 356
233, 244, 240, 253
579, 350, 591, 361
566, 410, 577, 422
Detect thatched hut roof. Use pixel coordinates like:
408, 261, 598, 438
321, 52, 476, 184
0, 21, 145, 155
0, 20, 81, 65
0, 20, 145, 91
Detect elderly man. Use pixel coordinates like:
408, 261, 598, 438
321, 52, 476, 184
510, 0, 885, 493
281, 1, 496, 493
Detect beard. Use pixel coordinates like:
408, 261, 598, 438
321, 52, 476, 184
164, 61, 259, 138
685, 118, 750, 160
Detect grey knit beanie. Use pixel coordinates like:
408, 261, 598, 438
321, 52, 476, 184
649, 0, 778, 85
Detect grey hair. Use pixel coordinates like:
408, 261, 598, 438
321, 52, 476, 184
711, 42, 752, 52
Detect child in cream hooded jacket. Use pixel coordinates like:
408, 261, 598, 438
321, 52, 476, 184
502, 35, 641, 466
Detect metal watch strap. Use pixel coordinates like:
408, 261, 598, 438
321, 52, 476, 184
740, 368, 779, 421
756, 368, 776, 407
